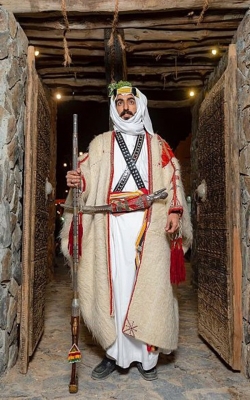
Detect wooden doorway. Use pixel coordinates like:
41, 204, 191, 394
192, 44, 242, 370
20, 46, 57, 373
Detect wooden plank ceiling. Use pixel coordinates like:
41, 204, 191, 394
2, 0, 250, 107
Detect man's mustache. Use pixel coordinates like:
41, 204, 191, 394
120, 109, 134, 117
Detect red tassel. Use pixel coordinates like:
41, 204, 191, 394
78, 213, 83, 257
67, 214, 83, 257
147, 344, 158, 352
68, 220, 73, 256
170, 236, 185, 285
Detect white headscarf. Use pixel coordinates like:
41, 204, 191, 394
110, 86, 154, 136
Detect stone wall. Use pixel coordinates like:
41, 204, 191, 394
0, 8, 28, 374
236, 10, 250, 378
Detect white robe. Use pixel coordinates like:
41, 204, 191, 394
106, 133, 159, 370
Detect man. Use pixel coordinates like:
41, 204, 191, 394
61, 81, 192, 381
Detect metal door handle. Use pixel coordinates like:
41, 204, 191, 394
195, 179, 207, 202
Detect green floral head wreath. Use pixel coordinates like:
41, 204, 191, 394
108, 80, 137, 98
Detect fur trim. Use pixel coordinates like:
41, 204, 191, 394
60, 131, 192, 351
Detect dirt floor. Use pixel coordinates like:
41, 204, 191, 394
1, 257, 250, 400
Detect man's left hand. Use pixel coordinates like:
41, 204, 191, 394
165, 213, 180, 234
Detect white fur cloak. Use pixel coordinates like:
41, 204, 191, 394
61, 131, 192, 352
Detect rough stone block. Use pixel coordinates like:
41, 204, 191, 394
6, 115, 16, 144
243, 283, 250, 322
12, 251, 22, 286
8, 277, 18, 298
0, 61, 9, 96
10, 212, 17, 234
17, 106, 25, 141
0, 285, 8, 330
6, 295, 17, 334
10, 185, 18, 214
14, 164, 22, 189
12, 223, 22, 252
246, 345, 250, 378
7, 343, 18, 369
242, 107, 250, 143
0, 107, 10, 152
0, 329, 4, 349
239, 146, 250, 176
244, 320, 250, 345
16, 23, 28, 52
8, 317, 17, 347
16, 201, 22, 224
0, 199, 11, 248
0, 32, 9, 60
7, 10, 17, 40
0, 159, 10, 202
7, 135, 18, 169
7, 58, 22, 90
7, 169, 14, 203
17, 144, 24, 171
0, 9, 8, 33
0, 248, 11, 282
13, 82, 25, 120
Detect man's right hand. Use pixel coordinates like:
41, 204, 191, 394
66, 168, 81, 188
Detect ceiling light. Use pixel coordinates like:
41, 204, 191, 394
63, 163, 67, 167
34, 50, 39, 56
211, 48, 218, 56
56, 92, 62, 100
189, 90, 195, 97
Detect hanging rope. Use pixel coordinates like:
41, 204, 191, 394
61, 0, 72, 67
175, 56, 178, 79
108, 0, 126, 82
108, 0, 119, 48
197, 0, 209, 25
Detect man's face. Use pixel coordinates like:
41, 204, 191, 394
115, 94, 137, 120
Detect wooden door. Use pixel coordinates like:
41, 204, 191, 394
194, 44, 242, 370
20, 46, 54, 373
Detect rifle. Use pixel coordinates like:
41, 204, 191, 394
68, 114, 81, 393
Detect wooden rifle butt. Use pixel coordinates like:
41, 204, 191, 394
68, 315, 80, 393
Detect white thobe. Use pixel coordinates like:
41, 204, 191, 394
106, 133, 159, 370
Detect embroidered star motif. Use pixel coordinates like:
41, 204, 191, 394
123, 319, 138, 337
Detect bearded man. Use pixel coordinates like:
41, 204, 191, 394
61, 82, 192, 381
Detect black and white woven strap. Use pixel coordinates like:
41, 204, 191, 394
114, 132, 146, 191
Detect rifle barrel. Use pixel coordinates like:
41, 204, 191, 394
69, 114, 81, 394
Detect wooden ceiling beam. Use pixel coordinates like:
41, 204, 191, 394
29, 38, 230, 52
32, 47, 104, 57
19, 17, 243, 31
32, 44, 227, 60
13, 10, 245, 23
42, 77, 204, 88
37, 64, 213, 76
57, 94, 194, 108
43, 78, 107, 87
126, 39, 230, 53
1, 0, 250, 14
23, 27, 236, 42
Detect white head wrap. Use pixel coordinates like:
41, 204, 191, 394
110, 86, 154, 136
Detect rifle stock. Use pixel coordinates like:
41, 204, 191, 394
68, 114, 81, 393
